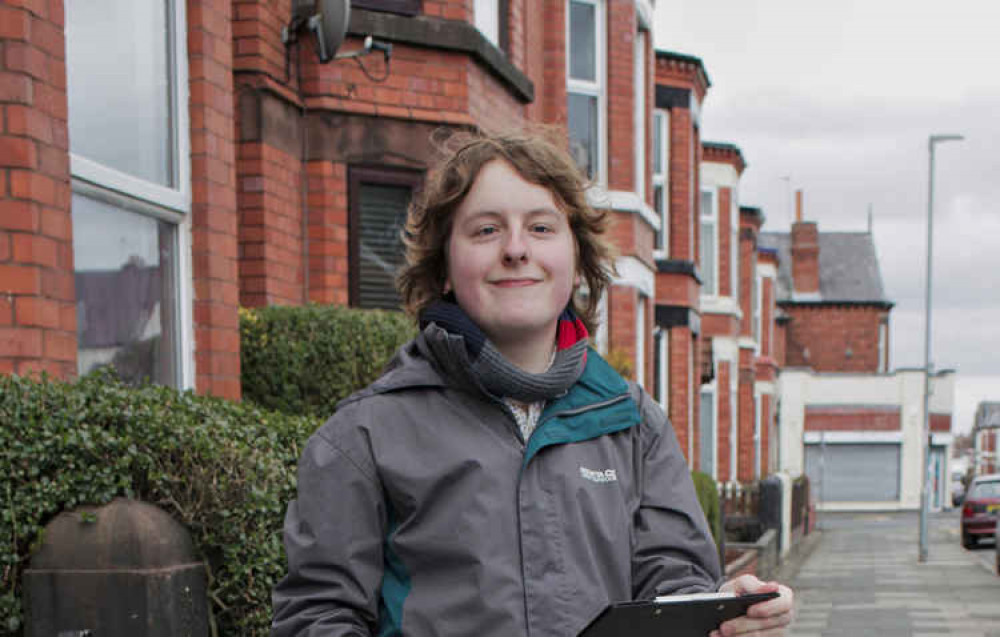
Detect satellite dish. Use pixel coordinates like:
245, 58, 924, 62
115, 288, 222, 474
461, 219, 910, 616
288, 0, 350, 63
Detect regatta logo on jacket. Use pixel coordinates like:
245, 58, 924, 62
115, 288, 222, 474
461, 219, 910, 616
580, 466, 617, 483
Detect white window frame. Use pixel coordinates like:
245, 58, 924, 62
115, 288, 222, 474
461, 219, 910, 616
700, 187, 718, 296
753, 271, 762, 350
652, 109, 670, 256
730, 192, 738, 303
633, 29, 646, 201
754, 390, 762, 480
475, 0, 500, 47
700, 382, 717, 480
68, 0, 193, 390
566, 0, 607, 184
635, 293, 646, 387
655, 327, 669, 415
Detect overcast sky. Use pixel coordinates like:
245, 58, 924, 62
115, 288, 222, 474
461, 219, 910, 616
654, 0, 1000, 434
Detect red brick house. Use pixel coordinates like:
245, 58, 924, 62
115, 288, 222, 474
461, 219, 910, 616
973, 402, 999, 475
762, 192, 956, 510
4, 1, 800, 488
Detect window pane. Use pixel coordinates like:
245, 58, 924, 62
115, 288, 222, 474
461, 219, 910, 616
700, 389, 715, 475
358, 183, 412, 310
568, 92, 598, 178
701, 220, 716, 295
475, 0, 499, 46
654, 184, 666, 250
569, 1, 596, 82
653, 113, 663, 175
66, 0, 173, 187
73, 193, 179, 386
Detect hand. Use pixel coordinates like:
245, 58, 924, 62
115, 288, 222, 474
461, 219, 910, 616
709, 574, 794, 637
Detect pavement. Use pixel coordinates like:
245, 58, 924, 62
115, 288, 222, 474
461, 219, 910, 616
781, 509, 1000, 636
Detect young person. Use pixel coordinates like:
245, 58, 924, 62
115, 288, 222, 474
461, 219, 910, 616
271, 130, 794, 637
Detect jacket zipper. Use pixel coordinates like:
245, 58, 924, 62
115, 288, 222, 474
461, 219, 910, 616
515, 390, 631, 636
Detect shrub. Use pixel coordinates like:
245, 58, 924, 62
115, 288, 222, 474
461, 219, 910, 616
240, 304, 416, 419
0, 370, 319, 636
691, 470, 722, 546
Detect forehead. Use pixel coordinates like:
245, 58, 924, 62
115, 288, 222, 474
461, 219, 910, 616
454, 160, 567, 218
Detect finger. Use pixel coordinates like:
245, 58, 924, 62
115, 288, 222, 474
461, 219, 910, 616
719, 608, 794, 636
747, 584, 793, 618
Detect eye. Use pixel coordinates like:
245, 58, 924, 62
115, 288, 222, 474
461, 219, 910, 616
531, 223, 554, 234
475, 225, 498, 237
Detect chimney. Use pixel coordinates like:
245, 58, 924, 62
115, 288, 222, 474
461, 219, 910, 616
790, 189, 820, 295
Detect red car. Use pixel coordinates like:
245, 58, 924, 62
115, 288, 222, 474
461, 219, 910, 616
961, 474, 1000, 549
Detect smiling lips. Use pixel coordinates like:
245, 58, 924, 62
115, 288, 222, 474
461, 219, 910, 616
492, 278, 541, 288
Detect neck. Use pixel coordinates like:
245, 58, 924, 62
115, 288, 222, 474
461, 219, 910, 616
490, 326, 557, 374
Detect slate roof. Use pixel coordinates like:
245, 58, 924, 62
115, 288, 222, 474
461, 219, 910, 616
975, 402, 1000, 431
757, 231, 891, 305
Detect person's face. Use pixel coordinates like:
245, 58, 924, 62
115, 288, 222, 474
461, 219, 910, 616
446, 160, 578, 347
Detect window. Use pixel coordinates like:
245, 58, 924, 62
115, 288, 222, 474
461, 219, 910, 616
752, 272, 761, 345
878, 320, 888, 372
348, 168, 422, 310
753, 394, 762, 479
633, 30, 646, 199
654, 328, 669, 414
700, 189, 717, 295
700, 385, 716, 479
66, 0, 190, 387
475, 0, 500, 47
652, 110, 670, 254
567, 0, 604, 180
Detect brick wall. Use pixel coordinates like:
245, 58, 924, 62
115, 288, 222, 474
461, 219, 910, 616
717, 360, 732, 481
761, 393, 773, 475
930, 413, 951, 433
606, 0, 635, 193
667, 107, 694, 261
804, 406, 901, 431
0, 0, 75, 379
760, 271, 774, 356
783, 304, 886, 372
237, 141, 304, 307
189, 0, 241, 399
668, 327, 694, 465
608, 284, 636, 378
305, 160, 349, 305
737, 348, 755, 482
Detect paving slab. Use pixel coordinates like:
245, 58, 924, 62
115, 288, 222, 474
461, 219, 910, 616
784, 510, 1000, 636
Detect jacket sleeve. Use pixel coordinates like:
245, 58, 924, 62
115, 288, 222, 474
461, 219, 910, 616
629, 384, 724, 600
271, 401, 385, 637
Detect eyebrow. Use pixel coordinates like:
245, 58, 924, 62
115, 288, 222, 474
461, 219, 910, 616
461, 207, 563, 223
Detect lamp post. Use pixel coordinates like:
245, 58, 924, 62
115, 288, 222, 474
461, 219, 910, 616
919, 134, 963, 563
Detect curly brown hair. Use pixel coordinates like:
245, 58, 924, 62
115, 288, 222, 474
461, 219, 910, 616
396, 128, 615, 335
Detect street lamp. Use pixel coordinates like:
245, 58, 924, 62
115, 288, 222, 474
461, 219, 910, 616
919, 133, 963, 563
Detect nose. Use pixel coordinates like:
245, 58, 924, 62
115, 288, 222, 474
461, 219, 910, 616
502, 231, 529, 264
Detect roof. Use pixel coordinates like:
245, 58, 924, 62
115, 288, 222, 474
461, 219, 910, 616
757, 231, 891, 305
975, 402, 1000, 430
654, 49, 712, 88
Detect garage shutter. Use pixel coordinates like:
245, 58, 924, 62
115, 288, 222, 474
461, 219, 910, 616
805, 443, 900, 502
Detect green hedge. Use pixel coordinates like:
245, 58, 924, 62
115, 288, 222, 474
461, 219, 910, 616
691, 470, 722, 546
240, 304, 416, 419
0, 370, 318, 636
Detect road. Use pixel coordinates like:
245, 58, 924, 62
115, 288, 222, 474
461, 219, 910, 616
784, 510, 1000, 636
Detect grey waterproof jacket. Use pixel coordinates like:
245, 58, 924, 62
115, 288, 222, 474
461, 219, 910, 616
272, 327, 722, 636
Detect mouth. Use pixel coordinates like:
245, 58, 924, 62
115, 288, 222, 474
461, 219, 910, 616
491, 278, 541, 288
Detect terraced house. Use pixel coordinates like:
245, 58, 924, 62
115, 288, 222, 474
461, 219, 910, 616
0, 0, 802, 488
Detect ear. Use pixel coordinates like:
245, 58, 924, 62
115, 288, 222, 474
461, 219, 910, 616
574, 272, 583, 288
443, 278, 452, 294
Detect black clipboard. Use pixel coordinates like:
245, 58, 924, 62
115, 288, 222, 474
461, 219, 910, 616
578, 591, 780, 637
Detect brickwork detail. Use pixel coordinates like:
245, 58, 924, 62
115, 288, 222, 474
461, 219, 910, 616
0, 0, 75, 379
189, 0, 241, 400
783, 304, 887, 373
716, 361, 732, 481
804, 406, 901, 431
